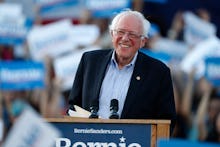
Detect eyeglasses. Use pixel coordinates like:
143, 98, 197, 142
112, 29, 144, 39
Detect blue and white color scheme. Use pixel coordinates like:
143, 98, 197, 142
205, 57, 220, 86
151, 38, 189, 60
0, 3, 33, 45
158, 138, 219, 147
35, 0, 80, 14
35, 0, 84, 18
181, 36, 220, 79
85, 0, 131, 18
27, 19, 75, 60
140, 48, 171, 66
53, 122, 151, 147
0, 61, 45, 90
183, 11, 217, 46
3, 108, 60, 147
0, 18, 33, 45
53, 47, 99, 91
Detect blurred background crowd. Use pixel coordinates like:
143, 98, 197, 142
0, 0, 220, 146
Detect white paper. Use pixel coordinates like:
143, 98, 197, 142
68, 105, 91, 118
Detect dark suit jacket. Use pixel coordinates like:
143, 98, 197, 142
68, 49, 176, 131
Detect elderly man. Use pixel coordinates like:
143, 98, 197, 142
68, 9, 176, 133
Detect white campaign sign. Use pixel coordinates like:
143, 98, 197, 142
183, 11, 217, 47
53, 46, 100, 91
71, 24, 100, 47
0, 3, 30, 45
86, 0, 128, 10
0, 3, 23, 24
152, 37, 189, 59
54, 50, 83, 91
180, 36, 220, 78
27, 19, 76, 60
36, 0, 84, 19
3, 108, 60, 147
35, 0, 64, 5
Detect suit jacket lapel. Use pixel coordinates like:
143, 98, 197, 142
93, 50, 113, 101
121, 53, 145, 118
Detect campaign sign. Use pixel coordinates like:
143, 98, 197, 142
180, 36, 220, 79
0, 3, 23, 23
0, 18, 32, 45
151, 37, 189, 59
0, 61, 45, 90
52, 121, 151, 147
158, 138, 219, 147
183, 11, 216, 47
140, 49, 171, 65
0, 3, 33, 45
27, 19, 75, 60
36, 0, 80, 14
85, 0, 131, 18
53, 47, 100, 91
205, 57, 220, 86
36, 0, 84, 19
3, 108, 60, 147
53, 50, 83, 91
71, 24, 100, 47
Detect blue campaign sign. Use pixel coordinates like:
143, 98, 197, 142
0, 18, 33, 45
37, 0, 80, 14
158, 138, 219, 147
205, 57, 220, 86
85, 0, 131, 18
0, 61, 45, 90
140, 48, 172, 65
52, 121, 151, 147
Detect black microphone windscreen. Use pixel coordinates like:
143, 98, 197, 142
90, 99, 99, 110
92, 100, 99, 108
109, 99, 119, 119
89, 99, 99, 118
110, 99, 118, 111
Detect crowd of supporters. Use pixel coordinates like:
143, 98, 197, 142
0, 0, 219, 145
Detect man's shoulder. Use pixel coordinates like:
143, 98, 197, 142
83, 49, 113, 57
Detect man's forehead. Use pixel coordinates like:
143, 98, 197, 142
116, 14, 142, 31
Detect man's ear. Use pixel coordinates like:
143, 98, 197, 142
140, 37, 147, 48
110, 30, 114, 38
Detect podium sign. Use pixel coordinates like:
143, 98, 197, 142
47, 117, 170, 147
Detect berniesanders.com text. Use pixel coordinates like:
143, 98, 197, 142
74, 128, 123, 135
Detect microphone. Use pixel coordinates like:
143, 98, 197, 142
66, 105, 75, 116
109, 99, 119, 119
89, 100, 99, 118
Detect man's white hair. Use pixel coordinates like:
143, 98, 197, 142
109, 9, 151, 38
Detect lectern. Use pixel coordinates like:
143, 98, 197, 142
47, 117, 170, 147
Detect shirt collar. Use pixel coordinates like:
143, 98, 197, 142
111, 51, 138, 68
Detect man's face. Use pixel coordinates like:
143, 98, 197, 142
111, 14, 146, 62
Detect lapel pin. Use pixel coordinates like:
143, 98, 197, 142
136, 76, 141, 81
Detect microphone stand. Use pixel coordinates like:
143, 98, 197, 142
89, 100, 99, 118
109, 99, 119, 119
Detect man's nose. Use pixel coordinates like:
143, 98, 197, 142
121, 32, 130, 40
